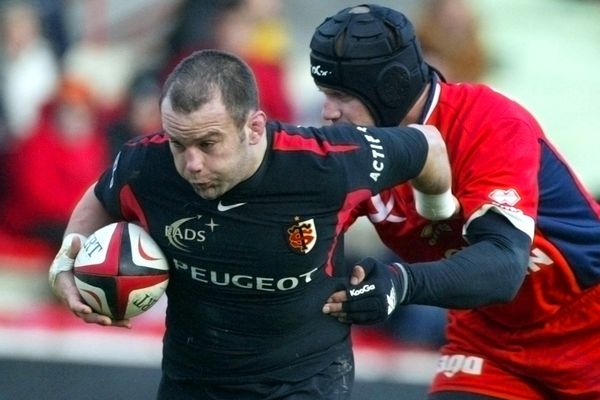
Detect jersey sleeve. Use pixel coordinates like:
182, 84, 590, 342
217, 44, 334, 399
273, 122, 429, 198
94, 148, 133, 219
93, 135, 158, 221
359, 125, 429, 192
325, 124, 429, 195
452, 115, 539, 240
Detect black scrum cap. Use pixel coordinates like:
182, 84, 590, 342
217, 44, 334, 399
310, 4, 432, 126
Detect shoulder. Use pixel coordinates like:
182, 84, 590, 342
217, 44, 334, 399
440, 82, 530, 113
111, 132, 173, 176
437, 82, 539, 130
268, 121, 367, 152
119, 132, 170, 158
123, 132, 170, 149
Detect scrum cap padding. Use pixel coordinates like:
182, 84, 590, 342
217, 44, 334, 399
310, 4, 431, 126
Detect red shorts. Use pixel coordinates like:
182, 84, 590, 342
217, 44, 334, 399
430, 284, 600, 399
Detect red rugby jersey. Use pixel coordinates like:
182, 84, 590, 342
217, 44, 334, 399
352, 82, 600, 328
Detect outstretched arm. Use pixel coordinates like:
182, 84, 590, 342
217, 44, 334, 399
324, 212, 530, 323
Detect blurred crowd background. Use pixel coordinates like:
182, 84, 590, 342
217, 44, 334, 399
0, 0, 599, 354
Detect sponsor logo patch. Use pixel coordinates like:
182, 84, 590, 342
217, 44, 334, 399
217, 201, 247, 212
311, 64, 332, 77
164, 215, 219, 252
436, 354, 484, 378
349, 284, 375, 297
489, 188, 520, 206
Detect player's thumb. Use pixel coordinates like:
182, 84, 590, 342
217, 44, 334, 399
66, 233, 86, 258
350, 265, 366, 285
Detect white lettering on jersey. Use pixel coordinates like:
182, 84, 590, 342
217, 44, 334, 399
358, 127, 387, 182
368, 194, 406, 223
173, 258, 318, 292
165, 216, 216, 252
528, 247, 553, 273
436, 354, 484, 378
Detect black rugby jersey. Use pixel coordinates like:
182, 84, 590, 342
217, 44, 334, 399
94, 120, 428, 383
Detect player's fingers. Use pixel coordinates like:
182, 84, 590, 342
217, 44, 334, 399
69, 300, 92, 315
57, 276, 85, 306
77, 312, 131, 329
327, 289, 348, 303
111, 319, 132, 329
323, 288, 348, 314
77, 311, 111, 325
322, 307, 349, 322
322, 300, 344, 314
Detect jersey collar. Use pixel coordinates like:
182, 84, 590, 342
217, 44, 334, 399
418, 74, 442, 124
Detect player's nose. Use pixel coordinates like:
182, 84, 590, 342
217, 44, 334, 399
184, 147, 204, 173
321, 98, 342, 123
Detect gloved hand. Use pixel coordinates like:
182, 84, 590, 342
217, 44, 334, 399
341, 257, 407, 324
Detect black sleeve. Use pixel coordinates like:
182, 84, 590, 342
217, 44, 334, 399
402, 211, 531, 308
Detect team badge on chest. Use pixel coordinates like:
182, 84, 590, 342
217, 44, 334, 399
287, 217, 317, 254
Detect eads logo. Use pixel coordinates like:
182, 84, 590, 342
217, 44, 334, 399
165, 215, 219, 252
287, 217, 317, 254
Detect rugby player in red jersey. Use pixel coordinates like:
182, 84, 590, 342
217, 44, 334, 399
311, 4, 600, 399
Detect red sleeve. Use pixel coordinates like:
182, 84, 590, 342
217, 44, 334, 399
449, 115, 540, 238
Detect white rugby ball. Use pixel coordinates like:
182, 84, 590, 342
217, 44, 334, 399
74, 222, 169, 319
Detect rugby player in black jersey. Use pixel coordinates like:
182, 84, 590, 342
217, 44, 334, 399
49, 49, 455, 400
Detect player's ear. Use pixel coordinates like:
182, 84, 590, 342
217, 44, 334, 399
247, 110, 267, 144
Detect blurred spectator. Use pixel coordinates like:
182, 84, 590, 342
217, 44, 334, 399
0, 77, 110, 249
61, 40, 137, 128
60, 1, 182, 132
165, 0, 296, 122
106, 70, 162, 159
0, 0, 60, 140
216, 0, 296, 122
416, 0, 488, 82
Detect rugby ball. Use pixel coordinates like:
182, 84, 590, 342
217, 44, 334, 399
74, 222, 169, 319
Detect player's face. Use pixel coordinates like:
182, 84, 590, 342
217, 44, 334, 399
162, 94, 262, 200
318, 86, 375, 126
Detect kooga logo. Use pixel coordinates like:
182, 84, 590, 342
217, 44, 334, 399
349, 284, 376, 297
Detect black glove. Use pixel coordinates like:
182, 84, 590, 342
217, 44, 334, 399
342, 257, 406, 324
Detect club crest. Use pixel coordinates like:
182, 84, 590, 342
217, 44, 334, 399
287, 218, 317, 254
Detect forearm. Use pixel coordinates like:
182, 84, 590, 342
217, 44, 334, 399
408, 124, 458, 219
409, 124, 452, 195
49, 183, 115, 289
65, 183, 116, 236
403, 212, 530, 308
